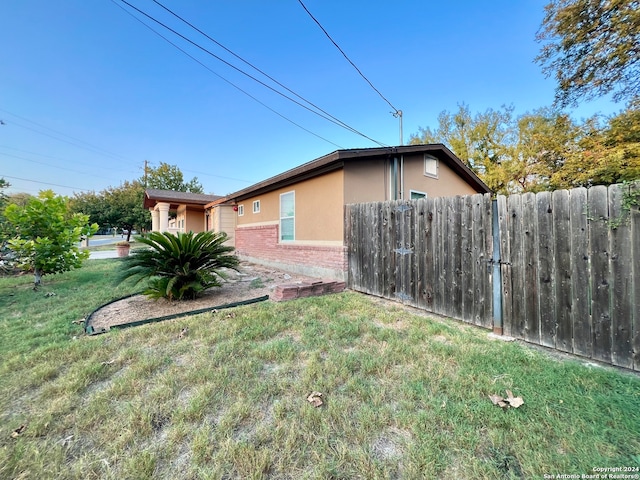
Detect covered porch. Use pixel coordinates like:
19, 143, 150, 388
144, 189, 221, 234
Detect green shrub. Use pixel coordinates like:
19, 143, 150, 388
117, 231, 239, 300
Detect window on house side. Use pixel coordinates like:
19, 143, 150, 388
253, 200, 260, 214
238, 204, 244, 216
410, 190, 427, 200
280, 191, 295, 241
424, 154, 438, 178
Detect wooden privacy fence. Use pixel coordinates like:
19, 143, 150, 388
345, 183, 639, 371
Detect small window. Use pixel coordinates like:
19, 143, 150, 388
252, 200, 260, 214
424, 154, 438, 178
410, 190, 427, 200
238, 204, 244, 216
280, 191, 295, 241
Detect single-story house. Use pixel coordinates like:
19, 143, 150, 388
199, 144, 490, 280
144, 189, 221, 234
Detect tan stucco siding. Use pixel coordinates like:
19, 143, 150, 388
179, 206, 206, 233
236, 169, 344, 242
343, 154, 479, 202
401, 153, 478, 197
342, 158, 388, 203
210, 205, 236, 246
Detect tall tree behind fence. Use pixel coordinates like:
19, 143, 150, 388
345, 183, 639, 371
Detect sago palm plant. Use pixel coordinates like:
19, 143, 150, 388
117, 231, 239, 300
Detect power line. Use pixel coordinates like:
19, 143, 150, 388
0, 174, 93, 192
115, 0, 387, 147
111, 0, 344, 149
149, 0, 380, 145
0, 152, 127, 183
0, 108, 133, 163
297, 0, 400, 115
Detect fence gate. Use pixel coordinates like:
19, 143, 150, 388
346, 183, 639, 371
345, 194, 494, 329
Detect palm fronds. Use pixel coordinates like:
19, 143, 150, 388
117, 231, 239, 300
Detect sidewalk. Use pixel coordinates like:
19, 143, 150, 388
89, 250, 120, 259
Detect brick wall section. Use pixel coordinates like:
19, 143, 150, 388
235, 224, 348, 277
272, 281, 346, 301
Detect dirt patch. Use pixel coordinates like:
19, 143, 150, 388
87, 262, 320, 331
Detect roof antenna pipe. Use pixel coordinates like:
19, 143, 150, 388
393, 110, 403, 145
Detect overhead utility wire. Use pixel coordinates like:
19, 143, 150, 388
0, 174, 92, 192
116, 0, 386, 147
149, 0, 384, 146
297, 0, 400, 115
0, 152, 126, 183
111, 0, 343, 149
0, 108, 133, 162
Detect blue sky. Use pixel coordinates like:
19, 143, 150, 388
0, 0, 623, 197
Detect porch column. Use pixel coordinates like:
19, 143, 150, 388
150, 207, 159, 232
157, 202, 170, 232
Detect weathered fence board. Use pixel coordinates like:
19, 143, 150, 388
589, 185, 612, 364
632, 182, 640, 371
536, 191, 556, 348
609, 185, 633, 369
570, 187, 590, 357
522, 192, 540, 344
553, 189, 572, 353
346, 183, 637, 370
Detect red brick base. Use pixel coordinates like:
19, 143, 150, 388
272, 281, 346, 301
235, 224, 347, 280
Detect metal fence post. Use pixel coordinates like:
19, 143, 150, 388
492, 199, 503, 335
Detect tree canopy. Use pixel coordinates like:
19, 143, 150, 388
536, 0, 640, 107
410, 104, 640, 193
4, 190, 98, 287
144, 162, 204, 193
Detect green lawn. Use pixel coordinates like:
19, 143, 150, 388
1, 260, 638, 479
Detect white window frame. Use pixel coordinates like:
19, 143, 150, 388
279, 191, 295, 242
252, 200, 260, 214
424, 154, 439, 178
410, 190, 427, 200
237, 204, 244, 216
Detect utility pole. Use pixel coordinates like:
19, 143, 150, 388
393, 110, 403, 145
144, 159, 148, 188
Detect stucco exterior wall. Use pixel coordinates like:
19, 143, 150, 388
236, 169, 344, 242
343, 154, 479, 204
177, 206, 207, 233
343, 158, 388, 203
401, 152, 479, 197
210, 205, 236, 246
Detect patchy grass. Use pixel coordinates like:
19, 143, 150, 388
1, 261, 639, 479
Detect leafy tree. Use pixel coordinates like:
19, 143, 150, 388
69, 191, 110, 232
7, 192, 34, 207
550, 106, 640, 188
0, 179, 12, 263
536, 0, 640, 107
104, 181, 151, 241
118, 230, 239, 300
410, 104, 527, 194
513, 108, 581, 191
4, 190, 98, 287
144, 162, 204, 193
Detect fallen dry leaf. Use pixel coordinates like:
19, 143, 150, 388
100, 360, 115, 366
507, 396, 524, 408
178, 327, 188, 339
10, 424, 26, 438
307, 391, 324, 407
489, 391, 524, 409
71, 319, 85, 325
